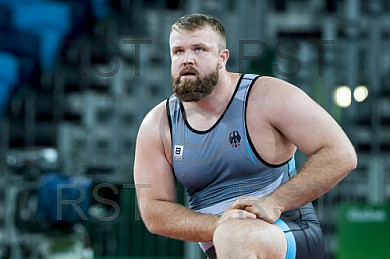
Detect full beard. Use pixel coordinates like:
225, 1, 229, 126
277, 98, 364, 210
171, 65, 219, 102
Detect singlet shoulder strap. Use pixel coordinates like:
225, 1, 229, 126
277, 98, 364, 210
166, 96, 173, 140
238, 74, 261, 98
242, 74, 260, 81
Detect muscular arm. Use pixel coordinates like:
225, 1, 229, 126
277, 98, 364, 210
133, 102, 219, 242
240, 77, 357, 221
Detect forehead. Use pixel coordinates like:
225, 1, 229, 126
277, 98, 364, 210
169, 27, 220, 48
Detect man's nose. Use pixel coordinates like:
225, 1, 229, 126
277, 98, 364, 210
182, 51, 194, 65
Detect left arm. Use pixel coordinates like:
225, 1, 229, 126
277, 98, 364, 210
236, 76, 357, 222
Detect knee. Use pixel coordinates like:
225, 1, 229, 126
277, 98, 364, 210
213, 219, 287, 259
213, 219, 242, 247
213, 219, 255, 259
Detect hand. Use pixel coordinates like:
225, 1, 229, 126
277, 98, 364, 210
218, 203, 256, 226
230, 196, 282, 223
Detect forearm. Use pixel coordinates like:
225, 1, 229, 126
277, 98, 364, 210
141, 199, 219, 242
270, 146, 357, 212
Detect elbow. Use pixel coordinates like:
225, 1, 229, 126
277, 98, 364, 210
350, 152, 358, 172
345, 154, 357, 174
137, 199, 171, 236
145, 221, 159, 235
342, 145, 358, 173
142, 213, 162, 235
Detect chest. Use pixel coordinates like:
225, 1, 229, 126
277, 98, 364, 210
172, 119, 261, 191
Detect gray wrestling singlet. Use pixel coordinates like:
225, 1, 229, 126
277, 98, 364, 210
166, 74, 324, 259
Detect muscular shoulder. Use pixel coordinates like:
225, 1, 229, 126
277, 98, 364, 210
248, 75, 342, 157
137, 100, 172, 162
248, 76, 310, 119
250, 76, 300, 100
139, 101, 168, 133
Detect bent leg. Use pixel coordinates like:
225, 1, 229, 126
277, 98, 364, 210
213, 218, 287, 259
281, 203, 325, 259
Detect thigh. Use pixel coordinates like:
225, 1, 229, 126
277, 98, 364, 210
281, 203, 325, 259
213, 218, 287, 259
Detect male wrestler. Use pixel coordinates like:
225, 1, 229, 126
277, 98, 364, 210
134, 14, 357, 259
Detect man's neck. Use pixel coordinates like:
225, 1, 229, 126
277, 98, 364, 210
183, 71, 236, 116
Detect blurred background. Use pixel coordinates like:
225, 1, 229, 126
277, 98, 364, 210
0, 0, 389, 258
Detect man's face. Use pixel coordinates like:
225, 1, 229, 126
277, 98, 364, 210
169, 27, 222, 101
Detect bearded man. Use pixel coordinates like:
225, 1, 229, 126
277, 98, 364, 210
134, 14, 357, 259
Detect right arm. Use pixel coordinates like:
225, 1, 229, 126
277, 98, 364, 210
133, 102, 219, 242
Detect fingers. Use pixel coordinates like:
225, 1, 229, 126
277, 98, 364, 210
229, 196, 262, 210
228, 196, 281, 223
235, 209, 257, 220
218, 209, 256, 225
227, 198, 242, 210
242, 205, 275, 224
228, 197, 259, 209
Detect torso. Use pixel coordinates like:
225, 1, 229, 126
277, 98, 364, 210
166, 73, 295, 211
163, 73, 296, 166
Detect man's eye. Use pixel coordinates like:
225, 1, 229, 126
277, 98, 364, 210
195, 48, 204, 52
176, 50, 184, 54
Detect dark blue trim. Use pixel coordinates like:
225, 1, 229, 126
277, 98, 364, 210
180, 74, 244, 134
244, 75, 292, 168
275, 218, 297, 259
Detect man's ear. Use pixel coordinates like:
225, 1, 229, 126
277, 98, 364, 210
219, 49, 229, 68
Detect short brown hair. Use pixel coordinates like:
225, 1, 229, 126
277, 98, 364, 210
171, 14, 226, 50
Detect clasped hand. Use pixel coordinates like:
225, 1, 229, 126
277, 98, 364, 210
218, 196, 282, 226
